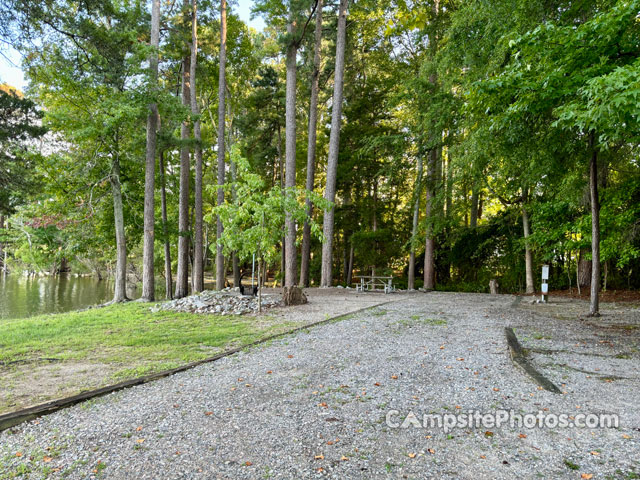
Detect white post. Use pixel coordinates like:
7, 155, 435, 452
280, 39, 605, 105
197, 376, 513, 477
251, 253, 255, 288
541, 264, 549, 303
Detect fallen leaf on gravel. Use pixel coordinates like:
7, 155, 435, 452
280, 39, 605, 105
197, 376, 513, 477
408, 453, 416, 458
230, 387, 236, 391
327, 441, 334, 445
425, 435, 432, 439
287, 355, 294, 358
391, 375, 398, 380
136, 426, 143, 431
173, 404, 179, 408
245, 461, 253, 466
457, 358, 464, 361
493, 388, 500, 392
136, 439, 145, 444
314, 455, 324, 460
237, 378, 243, 382
374, 382, 381, 386
455, 405, 461, 409
205, 411, 213, 416
312, 391, 318, 394
440, 345, 445, 350
581, 474, 593, 479
175, 451, 181, 455
15, 452, 22, 457
341, 456, 349, 461
317, 467, 324, 472
427, 448, 435, 454
318, 402, 328, 408
484, 431, 494, 437
43, 456, 52, 462
519, 433, 527, 438
245, 384, 252, 387
622, 434, 631, 439
267, 371, 273, 374
479, 455, 486, 459
589, 451, 599, 456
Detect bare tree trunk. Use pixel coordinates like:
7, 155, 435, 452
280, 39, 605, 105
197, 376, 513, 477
175, 40, 191, 299
230, 159, 240, 288
522, 188, 535, 294
589, 132, 600, 316
111, 151, 127, 303
469, 188, 478, 228
215, 0, 227, 291
423, 148, 437, 290
141, 0, 160, 302
160, 150, 173, 299
300, 0, 323, 287
284, 18, 299, 288
191, 0, 204, 293
320, 0, 348, 287
408, 156, 423, 290
346, 242, 354, 286
578, 248, 591, 287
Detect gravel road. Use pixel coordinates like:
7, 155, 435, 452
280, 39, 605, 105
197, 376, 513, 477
1, 291, 638, 479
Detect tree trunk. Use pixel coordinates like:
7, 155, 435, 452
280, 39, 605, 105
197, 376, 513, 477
110, 151, 127, 303
284, 18, 299, 288
300, 0, 323, 288
160, 150, 173, 300
408, 156, 423, 290
141, 0, 160, 301
175, 37, 191, 299
191, 0, 204, 293
522, 188, 535, 294
215, 0, 227, 291
346, 242, 354, 286
589, 132, 600, 316
423, 148, 437, 290
578, 248, 591, 287
320, 0, 348, 288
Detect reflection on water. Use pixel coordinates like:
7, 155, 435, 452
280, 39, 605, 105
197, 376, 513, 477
0, 274, 163, 319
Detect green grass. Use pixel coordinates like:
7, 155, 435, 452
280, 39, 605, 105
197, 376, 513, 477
0, 302, 297, 411
0, 302, 288, 365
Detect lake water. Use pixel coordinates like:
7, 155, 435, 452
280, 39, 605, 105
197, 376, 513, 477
0, 274, 158, 319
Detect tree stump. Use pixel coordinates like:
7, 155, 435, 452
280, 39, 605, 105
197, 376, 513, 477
489, 279, 499, 295
282, 286, 308, 306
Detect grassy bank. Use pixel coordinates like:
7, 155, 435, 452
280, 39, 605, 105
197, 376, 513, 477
0, 302, 295, 413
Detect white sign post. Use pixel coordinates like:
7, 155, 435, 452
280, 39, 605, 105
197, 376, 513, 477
541, 265, 549, 303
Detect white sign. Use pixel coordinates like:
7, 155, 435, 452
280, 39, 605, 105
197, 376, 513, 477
541, 283, 549, 293
541, 265, 549, 280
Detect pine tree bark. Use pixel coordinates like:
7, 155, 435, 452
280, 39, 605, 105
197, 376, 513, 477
522, 188, 535, 294
408, 156, 423, 290
215, 0, 227, 290
175, 41, 191, 299
320, 0, 347, 287
423, 148, 437, 290
589, 131, 601, 316
141, 0, 160, 301
159, 150, 173, 299
191, 0, 204, 293
300, 0, 323, 287
111, 150, 127, 303
284, 17, 298, 288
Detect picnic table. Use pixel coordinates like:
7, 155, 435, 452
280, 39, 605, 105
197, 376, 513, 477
355, 275, 395, 294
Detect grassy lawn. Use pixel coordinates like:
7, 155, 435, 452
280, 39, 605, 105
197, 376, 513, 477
0, 302, 295, 413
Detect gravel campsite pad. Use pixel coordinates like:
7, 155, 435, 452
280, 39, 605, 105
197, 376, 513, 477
1, 292, 639, 479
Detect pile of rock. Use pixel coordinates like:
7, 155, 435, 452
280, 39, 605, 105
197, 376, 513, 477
152, 289, 280, 315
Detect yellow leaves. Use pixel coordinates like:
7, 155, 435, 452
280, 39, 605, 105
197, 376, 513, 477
484, 431, 494, 437
43, 456, 53, 463
493, 387, 500, 392
340, 455, 349, 461
391, 375, 398, 380
136, 426, 143, 431
245, 461, 253, 466
479, 454, 486, 459
408, 452, 416, 458
456, 357, 465, 361
318, 402, 328, 408
245, 384, 252, 388
374, 382, 381, 386
622, 434, 632, 439
427, 448, 435, 454
287, 354, 294, 359
314, 454, 324, 460
266, 370, 273, 374
589, 451, 599, 456
518, 433, 527, 439
204, 411, 213, 416
136, 438, 145, 444
581, 474, 593, 479
15, 452, 22, 458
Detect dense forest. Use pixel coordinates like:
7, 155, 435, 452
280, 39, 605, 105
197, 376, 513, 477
1, 0, 639, 316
